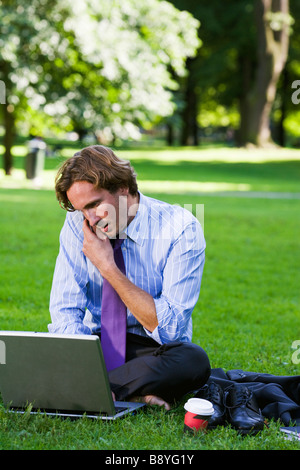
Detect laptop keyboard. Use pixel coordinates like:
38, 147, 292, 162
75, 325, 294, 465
114, 405, 128, 413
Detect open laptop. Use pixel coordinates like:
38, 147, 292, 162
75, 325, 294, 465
0, 331, 145, 420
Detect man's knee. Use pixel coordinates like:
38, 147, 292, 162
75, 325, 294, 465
179, 342, 211, 386
154, 341, 211, 401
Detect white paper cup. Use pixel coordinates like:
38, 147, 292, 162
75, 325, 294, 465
184, 398, 214, 434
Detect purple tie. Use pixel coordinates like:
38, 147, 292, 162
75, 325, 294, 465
101, 238, 127, 372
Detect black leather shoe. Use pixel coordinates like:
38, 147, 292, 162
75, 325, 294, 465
224, 384, 264, 435
195, 381, 226, 428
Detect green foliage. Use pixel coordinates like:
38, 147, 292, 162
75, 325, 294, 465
171, 0, 257, 128
170, 0, 300, 145
0, 0, 200, 142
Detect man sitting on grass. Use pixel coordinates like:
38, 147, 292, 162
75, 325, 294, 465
48, 145, 210, 410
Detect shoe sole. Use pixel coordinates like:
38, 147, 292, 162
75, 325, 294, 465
224, 419, 264, 436
234, 425, 264, 436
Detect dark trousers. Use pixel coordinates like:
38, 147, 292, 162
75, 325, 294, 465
108, 333, 211, 403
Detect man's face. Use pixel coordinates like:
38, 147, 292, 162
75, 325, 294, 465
67, 181, 129, 239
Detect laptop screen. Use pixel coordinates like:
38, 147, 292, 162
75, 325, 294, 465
0, 331, 116, 416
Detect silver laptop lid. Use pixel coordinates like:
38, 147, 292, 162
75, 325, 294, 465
0, 331, 116, 416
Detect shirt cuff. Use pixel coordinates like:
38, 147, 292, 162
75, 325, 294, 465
143, 324, 162, 345
142, 296, 174, 344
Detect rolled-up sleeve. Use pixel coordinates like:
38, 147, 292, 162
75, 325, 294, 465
146, 221, 205, 344
48, 212, 91, 335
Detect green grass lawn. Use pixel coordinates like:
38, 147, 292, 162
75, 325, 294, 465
0, 145, 300, 450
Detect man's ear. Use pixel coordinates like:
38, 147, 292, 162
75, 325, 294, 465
120, 187, 129, 196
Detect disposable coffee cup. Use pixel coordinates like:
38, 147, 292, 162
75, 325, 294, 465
183, 398, 214, 435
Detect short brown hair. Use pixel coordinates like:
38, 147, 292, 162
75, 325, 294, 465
55, 145, 138, 211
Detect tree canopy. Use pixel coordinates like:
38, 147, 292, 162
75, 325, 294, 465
0, 0, 200, 173
1, 0, 300, 173
170, 0, 296, 147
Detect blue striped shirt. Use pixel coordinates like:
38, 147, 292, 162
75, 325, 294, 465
48, 192, 205, 344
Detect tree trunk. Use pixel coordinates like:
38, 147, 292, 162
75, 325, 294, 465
276, 65, 288, 146
3, 104, 15, 175
239, 0, 290, 147
237, 54, 254, 146
180, 58, 199, 146
166, 123, 175, 146
1, 60, 15, 175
